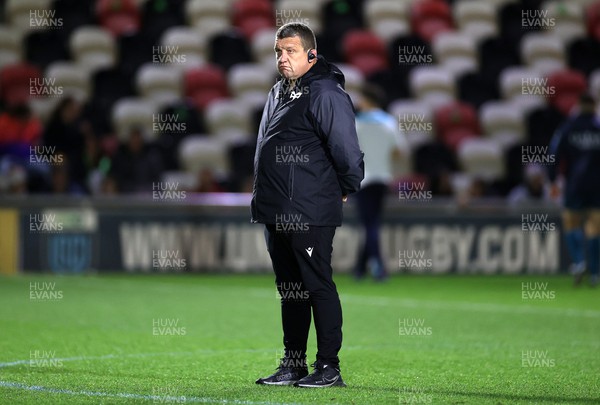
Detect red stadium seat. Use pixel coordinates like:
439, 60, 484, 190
410, 0, 454, 43
96, 0, 140, 37
586, 1, 600, 41
342, 30, 389, 76
547, 69, 587, 116
434, 101, 480, 151
232, 0, 274, 40
0, 63, 42, 107
184, 65, 229, 111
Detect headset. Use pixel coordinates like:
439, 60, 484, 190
307, 49, 316, 62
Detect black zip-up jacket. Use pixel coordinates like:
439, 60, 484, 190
251, 55, 364, 226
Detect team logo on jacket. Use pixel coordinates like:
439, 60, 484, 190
290, 90, 303, 100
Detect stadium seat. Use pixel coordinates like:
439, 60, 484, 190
275, 0, 322, 33
24, 29, 69, 70
478, 37, 521, 85
413, 140, 458, 178
45, 61, 91, 102
410, 0, 454, 43
95, 0, 140, 37
140, 0, 186, 39
209, 31, 252, 72
6, 0, 53, 33
499, 66, 544, 101
0, 25, 23, 69
232, 0, 275, 40
0, 63, 42, 106
136, 64, 183, 109
252, 28, 278, 68
160, 171, 198, 191
479, 100, 526, 149
364, 0, 410, 44
70, 26, 116, 74
521, 33, 566, 73
160, 27, 207, 69
457, 71, 500, 109
389, 34, 434, 72
205, 98, 253, 142
453, 0, 497, 39
458, 138, 505, 181
228, 63, 276, 105
185, 0, 231, 37
432, 32, 478, 78
184, 65, 229, 111
321, 0, 365, 42
541, 0, 586, 44
586, 0, 600, 41
335, 63, 364, 102
111, 97, 158, 141
435, 101, 480, 151
546, 69, 587, 115
568, 37, 600, 77
367, 66, 411, 108
178, 135, 230, 175
51, 0, 95, 38
342, 30, 389, 76
410, 66, 456, 109
388, 99, 435, 150
118, 31, 157, 75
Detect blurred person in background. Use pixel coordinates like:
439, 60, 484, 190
0, 103, 42, 161
195, 168, 224, 193
109, 127, 164, 193
548, 93, 600, 286
252, 23, 363, 388
353, 84, 406, 281
508, 164, 550, 205
44, 96, 97, 192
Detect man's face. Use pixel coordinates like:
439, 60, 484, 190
275, 36, 313, 80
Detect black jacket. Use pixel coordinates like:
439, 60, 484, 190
251, 56, 364, 226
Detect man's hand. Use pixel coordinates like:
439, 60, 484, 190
342, 195, 347, 203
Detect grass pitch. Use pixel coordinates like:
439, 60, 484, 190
0, 273, 599, 404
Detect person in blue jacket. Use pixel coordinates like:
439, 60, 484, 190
548, 93, 600, 287
252, 23, 364, 388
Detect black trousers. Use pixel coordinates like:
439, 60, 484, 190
265, 224, 342, 367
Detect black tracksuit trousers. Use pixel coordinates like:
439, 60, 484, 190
265, 224, 342, 368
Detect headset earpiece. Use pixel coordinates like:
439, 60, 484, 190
308, 50, 316, 62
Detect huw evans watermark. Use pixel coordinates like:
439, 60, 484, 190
152, 250, 187, 271
152, 386, 186, 404
29, 78, 63, 97
29, 350, 63, 367
521, 214, 556, 233
152, 318, 187, 336
275, 213, 309, 233
521, 350, 555, 367
29, 10, 63, 29
275, 9, 310, 26
276, 282, 309, 301
522, 10, 555, 30
153, 114, 187, 134
29, 282, 63, 300
398, 181, 432, 202
152, 46, 186, 64
398, 387, 433, 404
275, 349, 307, 368
521, 145, 555, 165
521, 282, 555, 300
399, 250, 433, 271
398, 114, 432, 133
152, 182, 187, 201
29, 213, 64, 233
398, 46, 433, 65
29, 146, 64, 165
399, 318, 432, 336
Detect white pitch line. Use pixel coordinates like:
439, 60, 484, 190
0, 381, 303, 405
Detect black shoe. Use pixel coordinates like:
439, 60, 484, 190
293, 361, 347, 388
256, 357, 308, 386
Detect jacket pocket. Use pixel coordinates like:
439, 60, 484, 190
287, 165, 295, 200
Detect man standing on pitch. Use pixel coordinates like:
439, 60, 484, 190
252, 23, 364, 388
